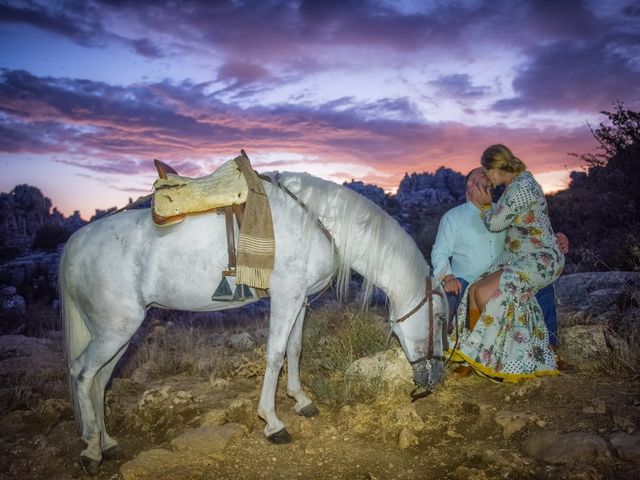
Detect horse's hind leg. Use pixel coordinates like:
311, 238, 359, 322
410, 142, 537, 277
286, 305, 318, 417
93, 343, 129, 460
70, 337, 131, 473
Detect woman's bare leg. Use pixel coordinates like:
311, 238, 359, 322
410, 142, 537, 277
471, 270, 503, 313
467, 284, 481, 331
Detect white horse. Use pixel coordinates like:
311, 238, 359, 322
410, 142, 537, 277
60, 171, 447, 474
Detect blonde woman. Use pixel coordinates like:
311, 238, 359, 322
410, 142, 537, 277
450, 144, 565, 382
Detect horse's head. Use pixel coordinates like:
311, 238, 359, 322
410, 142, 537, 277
393, 277, 449, 398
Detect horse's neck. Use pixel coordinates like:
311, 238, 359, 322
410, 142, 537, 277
273, 172, 429, 313
349, 237, 427, 315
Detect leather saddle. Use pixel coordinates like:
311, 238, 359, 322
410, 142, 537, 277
152, 157, 249, 226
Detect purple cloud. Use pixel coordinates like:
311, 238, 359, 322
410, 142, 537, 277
494, 38, 640, 112
430, 74, 490, 100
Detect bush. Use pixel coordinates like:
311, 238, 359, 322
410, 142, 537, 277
32, 225, 71, 252
302, 304, 387, 406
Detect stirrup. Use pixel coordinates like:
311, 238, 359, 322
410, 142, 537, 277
232, 284, 253, 301
212, 275, 234, 301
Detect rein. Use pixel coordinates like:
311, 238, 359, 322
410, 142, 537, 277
388, 277, 447, 402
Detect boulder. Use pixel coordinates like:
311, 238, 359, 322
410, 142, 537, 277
0, 250, 62, 303
119, 448, 194, 480
224, 398, 256, 430
1, 286, 26, 316
609, 432, 640, 462
348, 347, 412, 388
555, 272, 640, 324
521, 431, 610, 464
170, 423, 245, 458
560, 324, 611, 364
120, 424, 245, 479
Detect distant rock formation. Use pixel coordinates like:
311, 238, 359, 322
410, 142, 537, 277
396, 167, 465, 206
343, 180, 388, 207
0, 185, 86, 257
0, 184, 58, 238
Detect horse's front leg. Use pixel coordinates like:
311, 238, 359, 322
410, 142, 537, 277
258, 297, 304, 443
286, 305, 318, 417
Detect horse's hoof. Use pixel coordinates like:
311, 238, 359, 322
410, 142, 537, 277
267, 428, 293, 444
102, 444, 124, 460
298, 403, 319, 417
81, 455, 101, 476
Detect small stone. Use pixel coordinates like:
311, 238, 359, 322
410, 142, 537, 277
594, 400, 607, 414
173, 390, 194, 405
481, 449, 526, 472
449, 466, 487, 480
398, 428, 419, 449
210, 378, 230, 389
495, 410, 538, 439
199, 408, 226, 427
394, 404, 425, 431
226, 332, 257, 351
613, 416, 636, 431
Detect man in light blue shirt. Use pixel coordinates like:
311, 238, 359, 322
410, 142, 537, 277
432, 168, 569, 362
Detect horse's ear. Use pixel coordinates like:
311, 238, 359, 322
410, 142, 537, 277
154, 159, 178, 179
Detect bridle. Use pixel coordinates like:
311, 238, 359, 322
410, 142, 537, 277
389, 276, 448, 401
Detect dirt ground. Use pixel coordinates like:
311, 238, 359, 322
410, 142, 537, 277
1, 315, 639, 480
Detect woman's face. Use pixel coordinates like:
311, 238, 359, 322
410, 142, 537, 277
483, 167, 502, 187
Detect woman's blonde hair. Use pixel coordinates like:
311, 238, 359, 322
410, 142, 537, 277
481, 144, 526, 173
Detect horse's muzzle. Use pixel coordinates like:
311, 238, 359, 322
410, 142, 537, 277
412, 358, 444, 391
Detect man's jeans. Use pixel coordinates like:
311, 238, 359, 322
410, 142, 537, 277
446, 279, 558, 346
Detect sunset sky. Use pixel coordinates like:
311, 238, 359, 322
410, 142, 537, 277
1, 0, 639, 219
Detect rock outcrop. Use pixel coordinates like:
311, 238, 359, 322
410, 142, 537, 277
555, 271, 640, 364
396, 168, 465, 206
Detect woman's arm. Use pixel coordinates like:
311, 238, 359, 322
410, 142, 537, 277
480, 175, 538, 232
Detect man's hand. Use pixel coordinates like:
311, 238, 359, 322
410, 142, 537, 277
555, 232, 569, 254
442, 275, 462, 295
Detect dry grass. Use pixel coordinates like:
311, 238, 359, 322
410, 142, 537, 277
117, 310, 242, 382
302, 303, 389, 406
589, 324, 640, 378
0, 302, 60, 337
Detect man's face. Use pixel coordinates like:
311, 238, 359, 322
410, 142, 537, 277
466, 168, 491, 202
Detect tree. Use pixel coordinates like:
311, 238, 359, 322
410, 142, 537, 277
573, 101, 640, 169
548, 102, 640, 271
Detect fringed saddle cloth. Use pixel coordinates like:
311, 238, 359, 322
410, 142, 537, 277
152, 151, 274, 290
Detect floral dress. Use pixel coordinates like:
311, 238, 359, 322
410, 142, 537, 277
450, 171, 565, 382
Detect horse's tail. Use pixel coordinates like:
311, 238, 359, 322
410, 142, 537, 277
59, 244, 90, 432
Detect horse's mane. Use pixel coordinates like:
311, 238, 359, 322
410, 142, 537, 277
270, 172, 428, 305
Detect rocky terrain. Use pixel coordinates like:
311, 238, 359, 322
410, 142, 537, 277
0, 272, 638, 480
